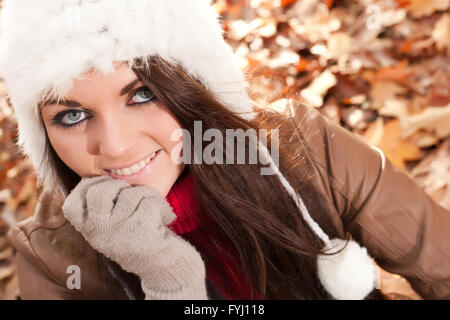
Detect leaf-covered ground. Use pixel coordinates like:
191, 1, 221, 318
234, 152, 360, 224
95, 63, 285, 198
0, 0, 448, 299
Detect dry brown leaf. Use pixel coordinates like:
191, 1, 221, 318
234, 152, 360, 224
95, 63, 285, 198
228, 20, 253, 41
327, 32, 354, 59
267, 49, 300, 68
341, 107, 376, 130
378, 266, 422, 300
380, 9, 407, 27
410, 139, 450, 209
329, 74, 369, 104
378, 99, 410, 119
295, 57, 310, 72
0, 246, 13, 260
289, 8, 341, 43
405, 0, 450, 18
0, 272, 19, 300
0, 263, 14, 281
256, 18, 277, 38
300, 69, 337, 107
408, 130, 440, 148
375, 60, 410, 83
432, 13, 449, 54
321, 96, 341, 124
362, 118, 425, 170
369, 81, 408, 109
401, 104, 450, 140
281, 0, 298, 7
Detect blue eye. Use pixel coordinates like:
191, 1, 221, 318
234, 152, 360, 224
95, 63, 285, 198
52, 110, 89, 130
52, 86, 156, 130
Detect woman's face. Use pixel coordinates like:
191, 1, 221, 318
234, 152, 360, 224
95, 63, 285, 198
40, 61, 185, 197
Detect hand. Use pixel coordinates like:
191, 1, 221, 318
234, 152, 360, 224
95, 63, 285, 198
62, 175, 208, 299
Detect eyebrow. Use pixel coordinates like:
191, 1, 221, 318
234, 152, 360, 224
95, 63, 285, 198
39, 78, 142, 110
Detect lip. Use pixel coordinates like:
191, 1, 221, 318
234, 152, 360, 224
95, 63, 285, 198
102, 149, 162, 183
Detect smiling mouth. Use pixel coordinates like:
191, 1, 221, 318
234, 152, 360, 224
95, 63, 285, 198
104, 149, 161, 176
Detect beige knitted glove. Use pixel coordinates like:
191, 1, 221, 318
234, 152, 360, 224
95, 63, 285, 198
61, 175, 208, 300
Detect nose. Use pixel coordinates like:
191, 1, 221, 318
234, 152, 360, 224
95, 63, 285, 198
93, 113, 138, 159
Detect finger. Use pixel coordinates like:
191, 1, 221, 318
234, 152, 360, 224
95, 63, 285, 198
133, 194, 177, 227
111, 185, 159, 219
140, 187, 178, 226
62, 175, 112, 228
160, 202, 177, 226
86, 177, 130, 217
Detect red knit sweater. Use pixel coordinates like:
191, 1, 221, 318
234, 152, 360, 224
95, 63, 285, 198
165, 170, 260, 300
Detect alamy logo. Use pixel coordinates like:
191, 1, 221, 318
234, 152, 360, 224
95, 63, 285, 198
366, 5, 381, 31
66, 265, 81, 290
170, 121, 280, 176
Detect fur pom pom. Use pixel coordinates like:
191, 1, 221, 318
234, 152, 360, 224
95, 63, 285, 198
317, 238, 376, 300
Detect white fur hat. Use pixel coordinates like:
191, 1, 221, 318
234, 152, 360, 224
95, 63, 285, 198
0, 0, 378, 300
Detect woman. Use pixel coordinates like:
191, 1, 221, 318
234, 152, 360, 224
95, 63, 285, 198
1, 0, 449, 300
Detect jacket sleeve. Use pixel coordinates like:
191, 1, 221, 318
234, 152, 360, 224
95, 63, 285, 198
8, 226, 81, 300
293, 102, 450, 299
15, 252, 69, 300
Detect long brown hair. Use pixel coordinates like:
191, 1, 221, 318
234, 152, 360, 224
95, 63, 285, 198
40, 56, 361, 299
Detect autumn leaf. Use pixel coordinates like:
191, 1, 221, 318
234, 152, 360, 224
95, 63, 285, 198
281, 0, 297, 7
362, 118, 424, 170
404, 0, 449, 18
375, 60, 410, 83
410, 139, 450, 210
401, 104, 450, 140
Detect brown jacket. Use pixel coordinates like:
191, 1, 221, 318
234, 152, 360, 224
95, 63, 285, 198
7, 102, 450, 299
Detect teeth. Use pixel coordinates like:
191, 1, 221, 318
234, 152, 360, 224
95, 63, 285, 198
109, 150, 159, 176
122, 168, 132, 175
130, 164, 141, 174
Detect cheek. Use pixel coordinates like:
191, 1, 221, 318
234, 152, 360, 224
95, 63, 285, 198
46, 128, 92, 177
146, 107, 184, 156
137, 107, 186, 194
